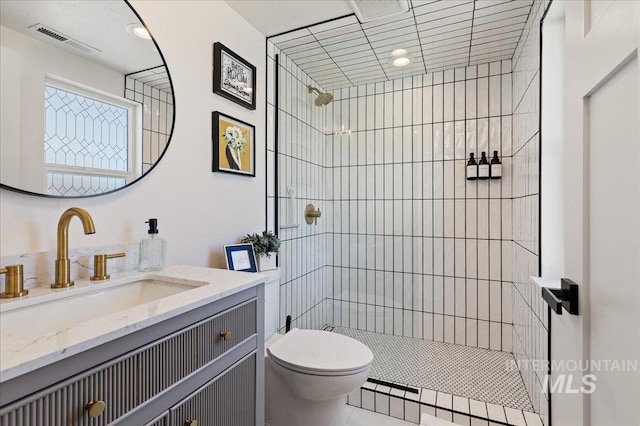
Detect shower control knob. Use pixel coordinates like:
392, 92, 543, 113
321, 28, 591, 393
305, 204, 322, 224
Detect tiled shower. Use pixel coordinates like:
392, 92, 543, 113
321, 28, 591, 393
324, 63, 514, 352
266, 1, 549, 424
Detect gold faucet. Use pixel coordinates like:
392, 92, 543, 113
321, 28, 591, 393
51, 207, 96, 289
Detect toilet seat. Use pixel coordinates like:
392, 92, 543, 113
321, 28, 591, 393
266, 328, 373, 376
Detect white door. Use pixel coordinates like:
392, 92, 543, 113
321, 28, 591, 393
557, 1, 640, 425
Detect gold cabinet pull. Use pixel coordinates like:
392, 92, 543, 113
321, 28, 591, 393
86, 400, 106, 418
220, 330, 232, 341
185, 420, 198, 426
91, 252, 126, 281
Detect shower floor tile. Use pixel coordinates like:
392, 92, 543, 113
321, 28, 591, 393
333, 327, 534, 413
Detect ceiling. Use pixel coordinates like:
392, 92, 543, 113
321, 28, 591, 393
0, 0, 165, 75
268, 0, 535, 90
225, 0, 354, 37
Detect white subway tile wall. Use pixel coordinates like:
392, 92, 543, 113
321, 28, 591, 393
325, 59, 515, 353
267, 45, 332, 332
511, 0, 549, 424
124, 69, 173, 173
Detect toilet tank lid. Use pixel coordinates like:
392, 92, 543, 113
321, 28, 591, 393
266, 328, 373, 373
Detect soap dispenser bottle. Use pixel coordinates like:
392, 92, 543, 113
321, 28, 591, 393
139, 218, 166, 272
490, 150, 502, 179
467, 153, 478, 180
478, 152, 490, 180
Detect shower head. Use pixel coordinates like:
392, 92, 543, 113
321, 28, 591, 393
307, 85, 334, 107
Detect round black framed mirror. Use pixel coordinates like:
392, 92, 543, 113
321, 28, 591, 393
0, 0, 175, 198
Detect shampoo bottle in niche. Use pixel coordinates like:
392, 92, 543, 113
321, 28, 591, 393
478, 152, 490, 180
139, 218, 166, 272
466, 153, 478, 180
490, 150, 502, 179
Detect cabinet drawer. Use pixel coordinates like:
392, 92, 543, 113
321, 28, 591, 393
0, 356, 137, 426
168, 353, 256, 426
137, 299, 256, 403
200, 299, 256, 363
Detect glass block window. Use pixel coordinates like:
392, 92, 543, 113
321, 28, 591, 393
43, 82, 136, 196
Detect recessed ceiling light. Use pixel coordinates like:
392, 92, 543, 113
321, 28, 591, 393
391, 48, 408, 57
126, 23, 151, 40
390, 48, 411, 67
393, 57, 411, 67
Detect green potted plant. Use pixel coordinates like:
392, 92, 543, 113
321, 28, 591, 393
241, 230, 280, 271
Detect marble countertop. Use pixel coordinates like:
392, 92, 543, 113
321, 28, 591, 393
0, 264, 272, 383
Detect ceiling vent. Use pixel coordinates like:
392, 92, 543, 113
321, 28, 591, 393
349, 0, 411, 23
29, 23, 101, 55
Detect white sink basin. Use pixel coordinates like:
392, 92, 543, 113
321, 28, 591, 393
0, 278, 204, 338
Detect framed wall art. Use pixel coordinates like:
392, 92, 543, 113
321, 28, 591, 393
224, 243, 257, 273
213, 42, 256, 110
212, 111, 255, 176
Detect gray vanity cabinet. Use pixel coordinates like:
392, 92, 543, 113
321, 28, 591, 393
147, 413, 170, 426
168, 353, 256, 426
0, 285, 264, 426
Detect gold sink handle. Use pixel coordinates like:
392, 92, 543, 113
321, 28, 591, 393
91, 253, 126, 281
0, 264, 28, 298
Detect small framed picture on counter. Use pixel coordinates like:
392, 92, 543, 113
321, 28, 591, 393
224, 243, 257, 273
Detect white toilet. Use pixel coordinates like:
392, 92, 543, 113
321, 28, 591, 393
265, 328, 373, 426
262, 272, 373, 426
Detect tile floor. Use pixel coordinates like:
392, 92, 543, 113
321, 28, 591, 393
346, 406, 416, 425
333, 327, 533, 412
347, 406, 460, 426
333, 327, 544, 426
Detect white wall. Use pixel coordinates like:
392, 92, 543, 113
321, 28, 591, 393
0, 45, 21, 189
0, 1, 266, 271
